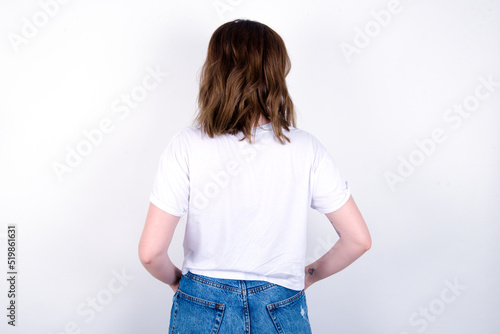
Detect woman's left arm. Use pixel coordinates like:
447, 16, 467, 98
138, 202, 182, 292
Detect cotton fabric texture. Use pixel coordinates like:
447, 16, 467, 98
149, 122, 350, 291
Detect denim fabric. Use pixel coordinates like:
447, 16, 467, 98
168, 271, 312, 333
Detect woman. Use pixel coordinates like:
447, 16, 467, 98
138, 19, 371, 333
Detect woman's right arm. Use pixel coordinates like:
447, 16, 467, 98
304, 195, 371, 289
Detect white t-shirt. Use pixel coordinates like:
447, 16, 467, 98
149, 122, 350, 290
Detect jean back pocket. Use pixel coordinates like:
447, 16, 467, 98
266, 290, 312, 334
169, 290, 225, 334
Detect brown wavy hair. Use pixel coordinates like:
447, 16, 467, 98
193, 19, 295, 145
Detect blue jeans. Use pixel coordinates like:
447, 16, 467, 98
168, 271, 312, 333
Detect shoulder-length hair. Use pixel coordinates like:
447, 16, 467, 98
193, 19, 295, 145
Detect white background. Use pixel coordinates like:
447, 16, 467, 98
1, 0, 499, 333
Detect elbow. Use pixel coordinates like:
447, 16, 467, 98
362, 239, 372, 252
138, 245, 160, 266
348, 235, 372, 252
139, 255, 153, 266
359, 235, 372, 252
138, 250, 153, 265
139, 251, 165, 266
139, 245, 170, 266
138, 242, 148, 265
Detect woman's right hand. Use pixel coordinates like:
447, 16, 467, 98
304, 270, 313, 290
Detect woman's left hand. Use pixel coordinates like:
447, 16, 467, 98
169, 281, 179, 293
169, 268, 182, 293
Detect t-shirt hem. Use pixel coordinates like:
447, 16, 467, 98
149, 193, 184, 217
317, 188, 351, 214
182, 268, 304, 291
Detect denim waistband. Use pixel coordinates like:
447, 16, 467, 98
185, 271, 278, 295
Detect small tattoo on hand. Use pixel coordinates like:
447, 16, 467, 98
308, 268, 315, 275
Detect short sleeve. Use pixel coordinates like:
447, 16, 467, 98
310, 143, 350, 214
149, 131, 190, 217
